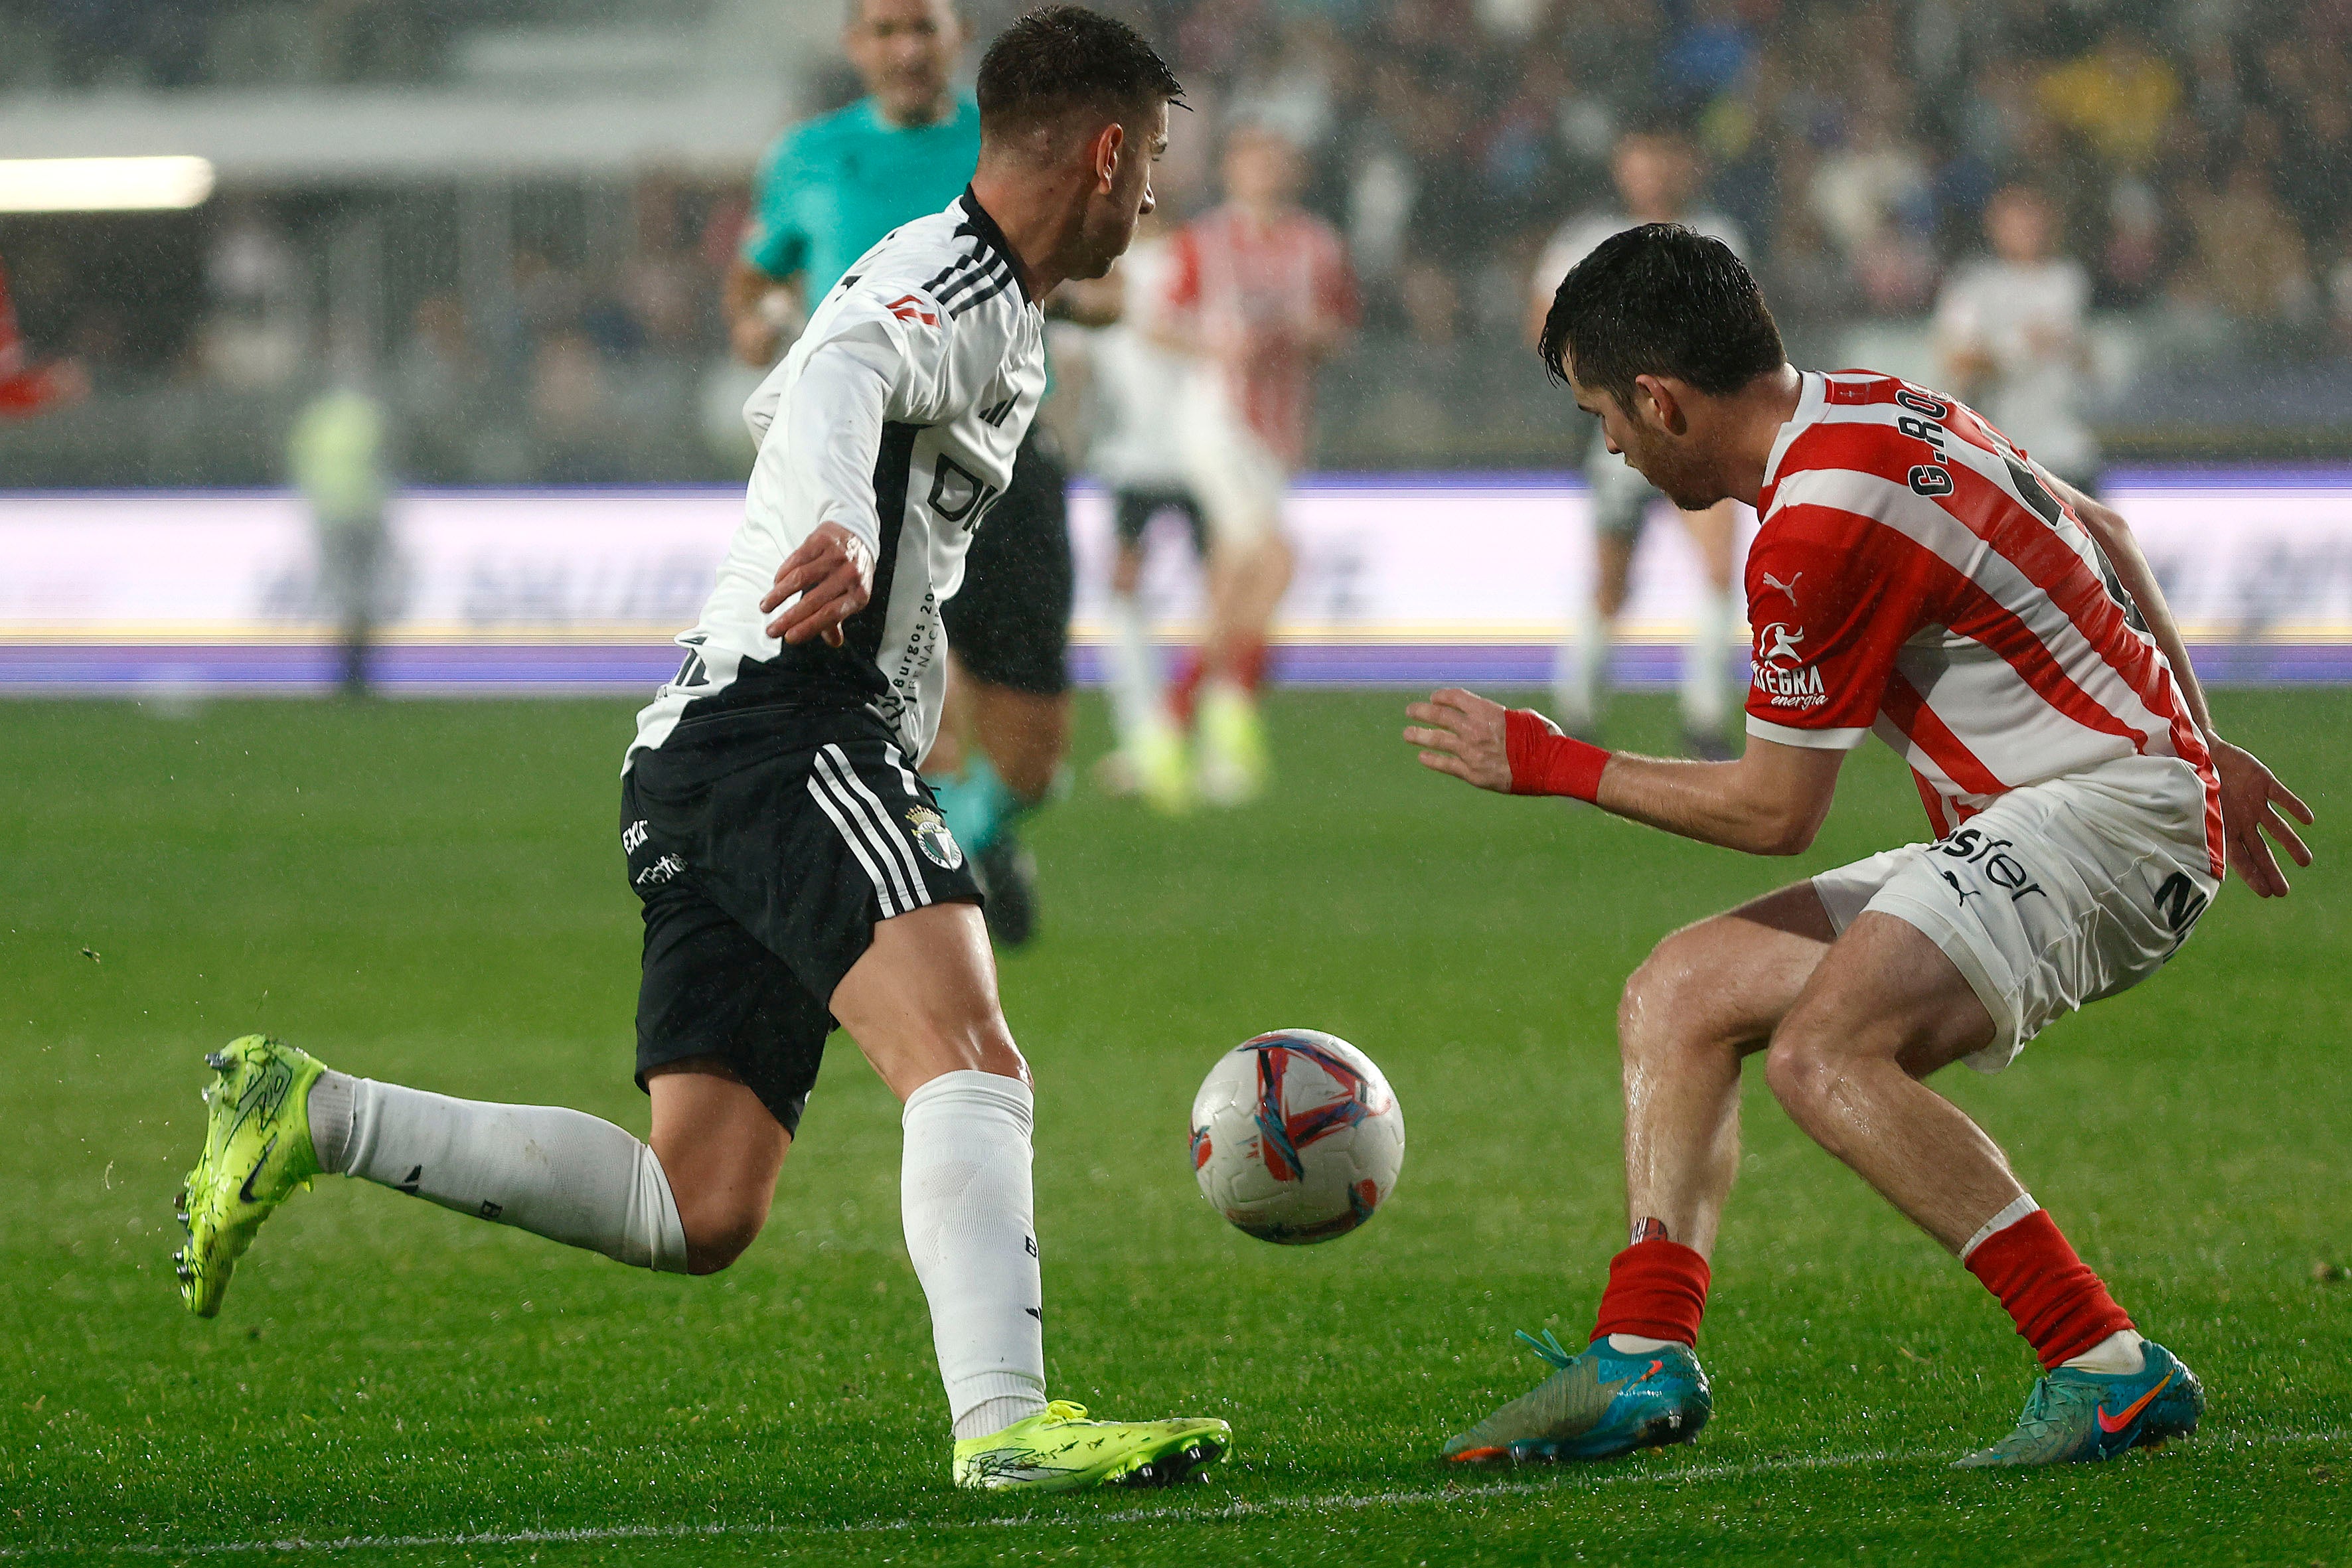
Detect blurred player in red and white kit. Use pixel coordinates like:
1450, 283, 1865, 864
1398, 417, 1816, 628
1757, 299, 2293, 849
1531, 125, 1746, 757
0, 260, 88, 418
1409, 226, 2313, 1469
1155, 123, 1357, 803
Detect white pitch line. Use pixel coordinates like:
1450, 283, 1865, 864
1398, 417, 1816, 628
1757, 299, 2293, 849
6, 1429, 2342, 1561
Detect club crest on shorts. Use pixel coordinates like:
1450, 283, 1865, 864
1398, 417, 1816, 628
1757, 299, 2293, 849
905, 805, 964, 870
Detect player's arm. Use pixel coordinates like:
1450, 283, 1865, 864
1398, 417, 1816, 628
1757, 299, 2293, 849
2044, 471, 2314, 896
1404, 689, 1844, 856
753, 313, 921, 647
724, 256, 807, 368
726, 138, 814, 367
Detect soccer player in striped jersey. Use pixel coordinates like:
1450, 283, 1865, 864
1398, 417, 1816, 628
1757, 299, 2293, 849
1153, 122, 1358, 804
1407, 224, 2313, 1469
172, 9, 1230, 1493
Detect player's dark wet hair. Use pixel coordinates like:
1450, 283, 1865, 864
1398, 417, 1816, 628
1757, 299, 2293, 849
1539, 222, 1785, 411
977, 5, 1185, 140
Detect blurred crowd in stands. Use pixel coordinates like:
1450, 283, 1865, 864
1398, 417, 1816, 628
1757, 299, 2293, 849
1121, 0, 2352, 353
7, 0, 2352, 480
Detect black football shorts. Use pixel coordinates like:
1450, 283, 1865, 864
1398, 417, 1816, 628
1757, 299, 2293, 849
620, 708, 982, 1133
1112, 485, 1209, 556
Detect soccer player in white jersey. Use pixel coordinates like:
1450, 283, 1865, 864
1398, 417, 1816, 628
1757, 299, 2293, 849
1407, 225, 2313, 1468
1087, 210, 1210, 813
1530, 125, 1747, 758
171, 8, 1231, 1494
1935, 183, 2100, 494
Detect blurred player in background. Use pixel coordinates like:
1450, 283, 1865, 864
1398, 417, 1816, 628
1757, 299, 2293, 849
0, 258, 88, 418
723, 0, 1092, 944
1936, 183, 2100, 495
1155, 122, 1357, 805
1531, 125, 1746, 759
1087, 208, 1208, 813
287, 366, 392, 698
175, 8, 1232, 1493
1410, 224, 2313, 1471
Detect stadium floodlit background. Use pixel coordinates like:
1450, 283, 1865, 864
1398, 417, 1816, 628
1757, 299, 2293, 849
3, 1, 2348, 1564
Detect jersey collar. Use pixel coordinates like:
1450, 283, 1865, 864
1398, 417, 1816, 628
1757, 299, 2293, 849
955, 187, 1035, 306
1757, 370, 1825, 514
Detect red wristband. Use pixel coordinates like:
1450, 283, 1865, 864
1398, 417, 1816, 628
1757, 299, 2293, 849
1505, 708, 1610, 801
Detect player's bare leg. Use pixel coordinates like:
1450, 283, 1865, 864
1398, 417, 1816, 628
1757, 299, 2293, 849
967, 679, 1071, 807
645, 1061, 791, 1275
1445, 882, 1827, 1464
1764, 911, 2201, 1463
1618, 882, 1833, 1257
1762, 912, 2022, 1251
1674, 499, 1739, 760
829, 902, 1231, 1487
928, 657, 1069, 946
828, 901, 1030, 1098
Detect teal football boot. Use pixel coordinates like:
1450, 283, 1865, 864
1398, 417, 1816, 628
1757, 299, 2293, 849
1443, 1330, 1711, 1464
1953, 1341, 2203, 1468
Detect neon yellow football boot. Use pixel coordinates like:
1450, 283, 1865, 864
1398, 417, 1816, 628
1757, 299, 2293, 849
1133, 715, 1194, 816
173, 1034, 328, 1318
1194, 682, 1267, 807
951, 1400, 1231, 1492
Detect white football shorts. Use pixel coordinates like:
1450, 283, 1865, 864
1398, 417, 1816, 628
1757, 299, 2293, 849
1812, 754, 2219, 1071
1176, 370, 1287, 550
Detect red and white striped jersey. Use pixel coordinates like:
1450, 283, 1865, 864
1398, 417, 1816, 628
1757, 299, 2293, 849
1161, 203, 1358, 467
1745, 370, 2223, 873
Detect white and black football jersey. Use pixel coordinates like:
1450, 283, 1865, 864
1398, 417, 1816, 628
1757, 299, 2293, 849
628, 189, 1046, 767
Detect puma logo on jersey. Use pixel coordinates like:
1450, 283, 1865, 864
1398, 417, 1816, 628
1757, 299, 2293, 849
1761, 570, 1802, 606
884, 294, 938, 326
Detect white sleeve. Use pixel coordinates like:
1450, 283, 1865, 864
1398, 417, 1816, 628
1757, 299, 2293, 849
763, 285, 963, 552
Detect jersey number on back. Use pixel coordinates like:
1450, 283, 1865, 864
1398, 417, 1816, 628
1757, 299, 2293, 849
1999, 451, 2148, 634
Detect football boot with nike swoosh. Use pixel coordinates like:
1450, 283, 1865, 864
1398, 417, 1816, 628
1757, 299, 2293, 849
951, 1401, 1231, 1491
1442, 1329, 1712, 1464
173, 1035, 328, 1318
1952, 1341, 2204, 1467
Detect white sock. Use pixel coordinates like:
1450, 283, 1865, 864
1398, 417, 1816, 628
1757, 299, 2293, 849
1605, 1332, 1682, 1354
1555, 605, 1610, 733
309, 1070, 688, 1273
1105, 591, 1165, 750
900, 1069, 1050, 1441
1959, 1192, 2041, 1261
1682, 586, 1735, 732
2063, 1329, 2148, 1376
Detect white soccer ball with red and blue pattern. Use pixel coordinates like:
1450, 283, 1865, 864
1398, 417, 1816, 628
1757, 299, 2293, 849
1189, 1030, 1405, 1244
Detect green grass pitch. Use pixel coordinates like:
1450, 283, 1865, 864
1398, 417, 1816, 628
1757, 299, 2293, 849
2, 690, 2347, 1565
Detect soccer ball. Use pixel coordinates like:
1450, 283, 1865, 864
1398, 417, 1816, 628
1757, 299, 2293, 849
1188, 1030, 1405, 1244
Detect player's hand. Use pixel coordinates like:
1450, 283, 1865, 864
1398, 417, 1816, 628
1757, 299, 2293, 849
729, 313, 781, 369
761, 522, 874, 648
1403, 688, 1514, 793
2209, 736, 2313, 898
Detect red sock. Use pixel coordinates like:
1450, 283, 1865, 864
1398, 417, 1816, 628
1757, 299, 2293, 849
1590, 1237, 1711, 1346
1964, 1209, 2134, 1370
1169, 651, 1204, 726
1231, 638, 1269, 694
